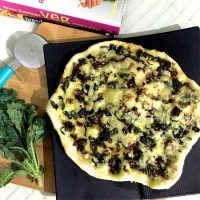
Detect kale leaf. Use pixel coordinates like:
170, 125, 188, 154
0, 88, 47, 187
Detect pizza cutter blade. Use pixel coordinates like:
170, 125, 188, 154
0, 33, 47, 89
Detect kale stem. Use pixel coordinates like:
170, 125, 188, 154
29, 141, 39, 170
24, 160, 43, 186
12, 161, 30, 173
9, 146, 31, 160
36, 174, 43, 187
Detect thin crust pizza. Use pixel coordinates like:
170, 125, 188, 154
46, 40, 200, 189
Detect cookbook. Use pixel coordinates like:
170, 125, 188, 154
0, 0, 127, 35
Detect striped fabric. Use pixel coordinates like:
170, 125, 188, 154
121, 0, 200, 34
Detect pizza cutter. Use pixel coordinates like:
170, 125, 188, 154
0, 33, 47, 89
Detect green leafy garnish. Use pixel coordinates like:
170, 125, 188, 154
0, 88, 47, 187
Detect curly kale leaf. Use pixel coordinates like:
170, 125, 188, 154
0, 88, 17, 105
7, 100, 27, 146
27, 117, 47, 145
0, 169, 16, 187
0, 110, 23, 148
0, 164, 27, 187
26, 104, 37, 126
0, 144, 16, 162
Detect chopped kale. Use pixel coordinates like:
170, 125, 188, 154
85, 84, 90, 93
173, 127, 189, 139
73, 138, 87, 152
93, 152, 105, 165
151, 119, 168, 132
97, 127, 111, 143
192, 126, 200, 132
109, 44, 117, 51
63, 121, 74, 131
50, 100, 58, 110
171, 106, 181, 117
145, 164, 156, 177
122, 124, 141, 135
108, 155, 122, 174
74, 89, 85, 103
77, 108, 87, 118
136, 49, 143, 59
125, 142, 143, 163
107, 81, 119, 89
71, 64, 81, 77
96, 108, 112, 117
170, 69, 178, 77
127, 77, 136, 89
78, 58, 87, 65
140, 133, 156, 150
61, 78, 69, 91
157, 60, 171, 71
172, 78, 182, 94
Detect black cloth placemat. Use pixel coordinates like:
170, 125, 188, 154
44, 27, 200, 200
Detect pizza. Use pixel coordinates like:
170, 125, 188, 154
46, 40, 200, 189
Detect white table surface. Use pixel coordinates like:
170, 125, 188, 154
0, 0, 200, 199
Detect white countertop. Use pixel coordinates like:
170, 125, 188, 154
0, 0, 200, 199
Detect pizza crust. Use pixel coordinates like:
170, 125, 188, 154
47, 40, 200, 189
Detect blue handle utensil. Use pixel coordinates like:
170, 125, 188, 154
0, 65, 14, 89
0, 33, 47, 89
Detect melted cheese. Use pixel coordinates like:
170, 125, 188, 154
104, 89, 123, 106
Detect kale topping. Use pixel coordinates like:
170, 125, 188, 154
108, 155, 122, 174
63, 121, 74, 131
127, 77, 136, 89
50, 100, 58, 110
174, 127, 189, 139
172, 78, 182, 94
73, 138, 87, 152
140, 133, 156, 150
74, 89, 85, 103
192, 126, 200, 132
171, 106, 181, 117
157, 60, 171, 71
61, 78, 69, 91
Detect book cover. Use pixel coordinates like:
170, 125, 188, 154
0, 0, 127, 35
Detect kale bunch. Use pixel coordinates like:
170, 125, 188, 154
0, 88, 47, 187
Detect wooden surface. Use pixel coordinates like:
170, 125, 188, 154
36, 22, 105, 43
1, 22, 106, 194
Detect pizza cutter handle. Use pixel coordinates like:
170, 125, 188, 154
0, 65, 14, 89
